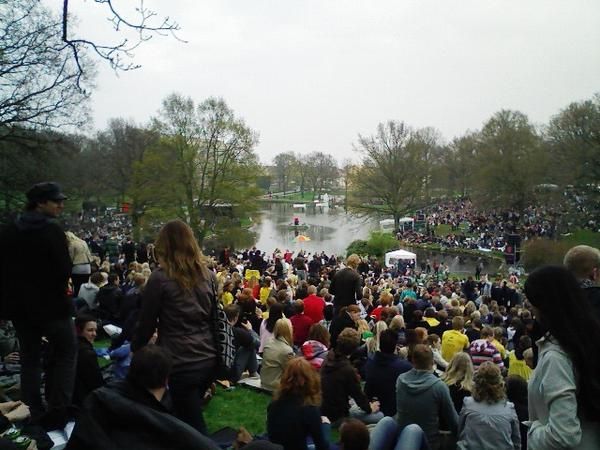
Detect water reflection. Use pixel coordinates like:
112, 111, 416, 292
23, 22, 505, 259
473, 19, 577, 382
253, 203, 374, 256
251, 203, 502, 274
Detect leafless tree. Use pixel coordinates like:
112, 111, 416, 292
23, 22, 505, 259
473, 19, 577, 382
0, 0, 181, 139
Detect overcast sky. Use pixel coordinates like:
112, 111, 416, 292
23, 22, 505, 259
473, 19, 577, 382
69, 0, 600, 164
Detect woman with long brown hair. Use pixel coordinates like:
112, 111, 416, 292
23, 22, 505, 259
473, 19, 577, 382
131, 220, 218, 435
267, 357, 331, 450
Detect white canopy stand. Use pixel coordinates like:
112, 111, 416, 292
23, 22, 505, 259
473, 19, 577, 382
399, 217, 415, 231
292, 204, 306, 210
385, 249, 417, 268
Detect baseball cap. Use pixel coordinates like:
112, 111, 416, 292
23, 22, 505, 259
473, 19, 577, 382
26, 182, 68, 203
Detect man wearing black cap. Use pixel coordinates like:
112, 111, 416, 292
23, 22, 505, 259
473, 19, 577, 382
0, 182, 76, 424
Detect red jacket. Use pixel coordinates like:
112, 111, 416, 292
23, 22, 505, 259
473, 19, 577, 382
303, 294, 325, 324
290, 313, 314, 347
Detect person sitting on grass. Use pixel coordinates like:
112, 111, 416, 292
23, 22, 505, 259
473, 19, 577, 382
72, 314, 104, 406
267, 357, 331, 450
441, 352, 475, 414
301, 323, 330, 370
225, 304, 259, 384
321, 328, 382, 426
365, 329, 412, 417
261, 319, 295, 391
396, 344, 458, 450
66, 345, 220, 450
456, 362, 521, 450
290, 300, 315, 348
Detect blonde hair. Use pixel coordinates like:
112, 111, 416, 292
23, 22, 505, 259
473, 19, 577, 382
274, 318, 293, 347
564, 245, 600, 279
366, 320, 388, 354
442, 352, 474, 392
346, 254, 360, 269
389, 315, 405, 331
356, 319, 370, 335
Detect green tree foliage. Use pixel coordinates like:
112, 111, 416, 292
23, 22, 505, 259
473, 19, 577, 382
345, 231, 398, 258
521, 238, 571, 272
272, 152, 297, 194
471, 110, 545, 212
292, 154, 310, 196
349, 121, 426, 229
0, 129, 80, 216
131, 94, 262, 244
441, 132, 478, 198
305, 152, 338, 199
546, 95, 600, 203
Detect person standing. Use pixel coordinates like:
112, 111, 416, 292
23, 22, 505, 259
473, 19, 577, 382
0, 182, 76, 423
330, 254, 362, 315
131, 220, 219, 435
66, 231, 93, 297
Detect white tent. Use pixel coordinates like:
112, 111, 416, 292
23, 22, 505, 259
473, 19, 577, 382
399, 217, 415, 231
385, 249, 417, 268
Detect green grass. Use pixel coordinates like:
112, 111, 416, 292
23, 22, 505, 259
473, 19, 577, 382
205, 385, 271, 435
204, 385, 340, 443
561, 229, 600, 248
434, 222, 476, 237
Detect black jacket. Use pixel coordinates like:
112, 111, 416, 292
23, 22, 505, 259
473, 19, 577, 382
66, 380, 220, 450
0, 211, 73, 321
330, 268, 362, 309
73, 337, 104, 406
320, 350, 370, 423
584, 285, 600, 324
267, 395, 329, 450
96, 285, 124, 324
329, 312, 357, 350
364, 352, 412, 416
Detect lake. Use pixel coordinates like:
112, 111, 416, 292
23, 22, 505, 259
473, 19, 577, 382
251, 203, 503, 275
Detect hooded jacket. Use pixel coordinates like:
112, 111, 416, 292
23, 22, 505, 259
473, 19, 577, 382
0, 211, 73, 321
66, 380, 220, 450
396, 369, 458, 450
77, 282, 100, 309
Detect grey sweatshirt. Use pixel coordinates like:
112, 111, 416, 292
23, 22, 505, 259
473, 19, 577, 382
396, 369, 458, 450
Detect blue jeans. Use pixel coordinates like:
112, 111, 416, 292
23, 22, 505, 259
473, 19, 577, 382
307, 422, 331, 450
349, 402, 384, 425
231, 345, 259, 382
369, 417, 429, 450
13, 318, 77, 417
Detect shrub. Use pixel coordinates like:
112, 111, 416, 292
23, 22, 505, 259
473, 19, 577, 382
346, 239, 371, 257
521, 238, 571, 272
367, 231, 398, 257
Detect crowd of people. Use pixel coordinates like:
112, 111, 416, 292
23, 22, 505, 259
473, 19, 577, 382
395, 198, 595, 253
0, 182, 599, 450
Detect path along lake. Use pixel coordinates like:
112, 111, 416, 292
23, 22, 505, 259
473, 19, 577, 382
250, 203, 502, 275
